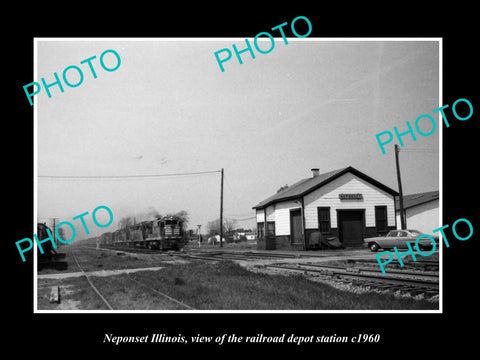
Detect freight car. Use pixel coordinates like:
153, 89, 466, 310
99, 215, 185, 250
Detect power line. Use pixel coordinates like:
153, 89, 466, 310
222, 173, 256, 222
38, 169, 221, 180
225, 216, 256, 222
398, 148, 439, 153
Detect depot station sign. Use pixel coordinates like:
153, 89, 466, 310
338, 193, 363, 200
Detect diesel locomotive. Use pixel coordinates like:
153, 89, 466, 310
99, 215, 185, 250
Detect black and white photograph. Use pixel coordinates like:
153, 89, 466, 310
6, 5, 478, 355
33, 38, 440, 312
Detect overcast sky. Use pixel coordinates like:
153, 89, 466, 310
36, 39, 440, 238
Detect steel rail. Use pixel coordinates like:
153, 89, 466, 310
264, 264, 439, 290
295, 262, 439, 279
71, 250, 114, 310
73, 248, 194, 310
126, 274, 195, 310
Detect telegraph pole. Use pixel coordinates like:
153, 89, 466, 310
50, 217, 59, 247
220, 168, 224, 248
395, 144, 406, 229
196, 224, 202, 248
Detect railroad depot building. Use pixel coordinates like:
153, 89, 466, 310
252, 166, 399, 250
395, 190, 439, 234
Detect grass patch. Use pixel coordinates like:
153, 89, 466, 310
37, 245, 168, 275
89, 261, 437, 310
37, 277, 111, 310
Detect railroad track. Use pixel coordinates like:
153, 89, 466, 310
71, 250, 114, 310
263, 263, 439, 298
99, 245, 439, 267
180, 250, 299, 262
351, 258, 439, 271
89, 247, 439, 299
179, 251, 439, 298
184, 250, 439, 267
99, 244, 163, 255
68, 249, 194, 310
99, 245, 302, 261
292, 262, 439, 278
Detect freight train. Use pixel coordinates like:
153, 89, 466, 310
99, 215, 185, 250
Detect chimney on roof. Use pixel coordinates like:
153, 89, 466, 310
311, 168, 319, 178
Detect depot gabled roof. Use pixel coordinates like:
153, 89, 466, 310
252, 166, 398, 210
396, 190, 439, 210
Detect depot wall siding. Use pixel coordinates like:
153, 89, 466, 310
256, 206, 275, 223
256, 209, 264, 223
303, 172, 396, 229
396, 199, 439, 233
274, 200, 300, 236
266, 205, 275, 222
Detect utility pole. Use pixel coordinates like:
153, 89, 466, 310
50, 218, 59, 247
395, 144, 406, 229
196, 224, 202, 248
220, 168, 224, 248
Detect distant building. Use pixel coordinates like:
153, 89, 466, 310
232, 230, 256, 242
253, 166, 398, 251
395, 190, 439, 233
207, 234, 225, 245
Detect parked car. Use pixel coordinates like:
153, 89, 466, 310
364, 229, 435, 252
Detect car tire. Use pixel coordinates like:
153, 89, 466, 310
369, 242, 380, 252
418, 245, 433, 252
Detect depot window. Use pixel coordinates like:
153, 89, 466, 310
267, 221, 275, 237
257, 222, 265, 238
317, 207, 331, 233
375, 206, 388, 233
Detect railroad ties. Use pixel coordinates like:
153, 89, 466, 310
178, 250, 439, 300
89, 245, 439, 302
67, 248, 194, 310
262, 262, 439, 299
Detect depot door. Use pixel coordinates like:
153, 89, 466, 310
290, 209, 303, 244
337, 210, 364, 247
